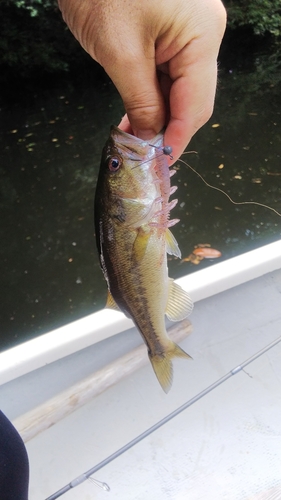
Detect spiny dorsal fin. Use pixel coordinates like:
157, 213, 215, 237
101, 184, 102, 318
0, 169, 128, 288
165, 278, 193, 321
165, 228, 181, 258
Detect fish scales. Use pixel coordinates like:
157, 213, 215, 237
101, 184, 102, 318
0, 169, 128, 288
94, 126, 193, 392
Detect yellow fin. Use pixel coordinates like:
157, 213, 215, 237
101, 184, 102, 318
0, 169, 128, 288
149, 343, 192, 393
105, 291, 120, 311
132, 228, 150, 262
166, 278, 194, 321
165, 229, 181, 258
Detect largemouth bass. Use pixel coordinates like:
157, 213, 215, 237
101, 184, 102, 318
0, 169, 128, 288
94, 126, 193, 392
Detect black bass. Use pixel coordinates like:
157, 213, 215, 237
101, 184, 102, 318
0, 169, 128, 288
94, 126, 193, 392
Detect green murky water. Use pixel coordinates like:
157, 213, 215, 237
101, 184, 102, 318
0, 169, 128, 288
1, 48, 280, 350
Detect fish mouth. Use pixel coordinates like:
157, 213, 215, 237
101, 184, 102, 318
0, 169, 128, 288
110, 126, 164, 159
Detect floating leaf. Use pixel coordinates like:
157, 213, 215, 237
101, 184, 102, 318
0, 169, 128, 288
252, 178, 262, 184
193, 247, 222, 258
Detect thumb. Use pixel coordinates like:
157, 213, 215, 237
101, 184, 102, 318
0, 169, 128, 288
104, 53, 165, 140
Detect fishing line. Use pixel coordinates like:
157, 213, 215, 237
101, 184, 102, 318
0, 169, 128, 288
45, 334, 281, 500
135, 148, 281, 217
134, 145, 174, 169
131, 153, 164, 169
178, 156, 281, 217
148, 144, 174, 160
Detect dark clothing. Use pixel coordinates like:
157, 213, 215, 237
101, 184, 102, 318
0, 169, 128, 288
0, 410, 29, 500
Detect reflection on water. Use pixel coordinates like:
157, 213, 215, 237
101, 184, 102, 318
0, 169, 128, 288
0, 60, 280, 350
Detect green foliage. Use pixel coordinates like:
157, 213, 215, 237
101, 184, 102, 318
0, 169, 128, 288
225, 0, 281, 37
14, 0, 55, 17
0, 0, 89, 79
1, 0, 280, 81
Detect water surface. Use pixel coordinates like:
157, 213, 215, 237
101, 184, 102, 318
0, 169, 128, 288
1, 52, 280, 350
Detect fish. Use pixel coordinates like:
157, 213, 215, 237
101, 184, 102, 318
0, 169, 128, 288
94, 126, 193, 393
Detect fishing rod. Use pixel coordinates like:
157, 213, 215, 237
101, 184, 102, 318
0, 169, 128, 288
45, 333, 281, 499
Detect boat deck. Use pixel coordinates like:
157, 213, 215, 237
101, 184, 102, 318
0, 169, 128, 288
1, 243, 281, 500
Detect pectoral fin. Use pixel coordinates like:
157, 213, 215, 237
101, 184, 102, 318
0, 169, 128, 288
165, 278, 193, 321
165, 229, 181, 258
132, 228, 150, 262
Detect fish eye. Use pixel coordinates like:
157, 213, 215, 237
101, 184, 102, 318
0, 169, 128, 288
108, 156, 122, 172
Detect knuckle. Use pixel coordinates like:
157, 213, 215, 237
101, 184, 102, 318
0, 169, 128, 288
126, 101, 162, 125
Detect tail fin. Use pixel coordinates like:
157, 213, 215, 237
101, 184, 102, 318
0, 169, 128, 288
148, 343, 191, 393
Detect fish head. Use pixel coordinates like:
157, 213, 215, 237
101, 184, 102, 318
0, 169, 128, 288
105, 126, 163, 195
96, 127, 164, 226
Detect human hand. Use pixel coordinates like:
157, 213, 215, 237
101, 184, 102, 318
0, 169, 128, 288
58, 0, 226, 163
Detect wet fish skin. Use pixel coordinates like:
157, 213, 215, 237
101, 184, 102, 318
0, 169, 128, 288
94, 126, 193, 392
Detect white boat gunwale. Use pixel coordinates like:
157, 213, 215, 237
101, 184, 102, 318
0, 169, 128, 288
1, 239, 281, 386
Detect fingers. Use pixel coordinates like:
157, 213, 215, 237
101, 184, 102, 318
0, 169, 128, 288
104, 49, 166, 140
58, 0, 166, 140
58, 0, 226, 155
118, 46, 218, 164
118, 114, 133, 135
115, 0, 226, 158
164, 57, 218, 163
163, 2, 226, 162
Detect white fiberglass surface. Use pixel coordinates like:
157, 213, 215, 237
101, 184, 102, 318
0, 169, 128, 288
22, 268, 281, 500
